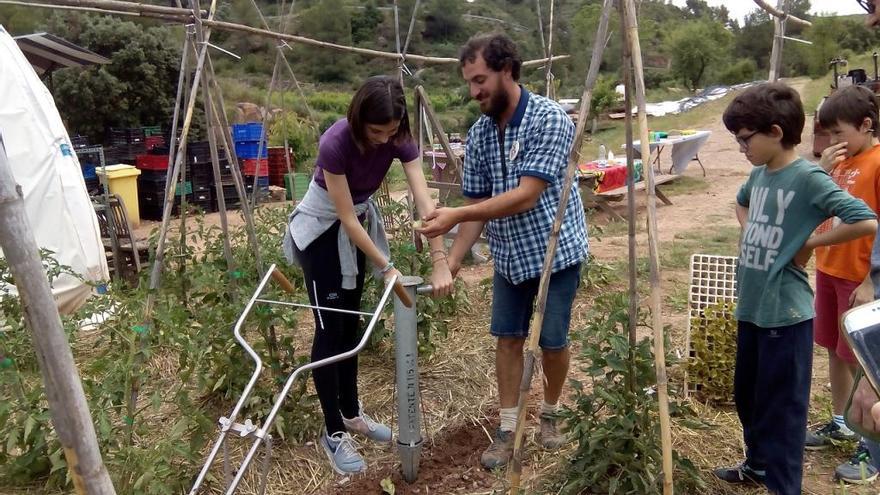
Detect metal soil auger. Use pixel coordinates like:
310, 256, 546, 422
393, 275, 435, 483
189, 265, 430, 494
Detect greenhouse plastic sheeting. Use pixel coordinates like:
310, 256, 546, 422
0, 25, 108, 314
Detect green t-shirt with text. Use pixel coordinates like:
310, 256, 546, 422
736, 158, 876, 328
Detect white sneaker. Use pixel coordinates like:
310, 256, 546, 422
320, 431, 366, 475
342, 401, 393, 443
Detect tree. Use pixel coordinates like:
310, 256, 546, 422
295, 0, 355, 82
351, 1, 383, 45
668, 20, 733, 90
422, 0, 464, 43
45, 14, 181, 142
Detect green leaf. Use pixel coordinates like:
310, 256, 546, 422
23, 415, 36, 442
381, 477, 396, 494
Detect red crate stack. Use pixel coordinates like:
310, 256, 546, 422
241, 158, 269, 176
135, 154, 169, 171
145, 135, 165, 151
267, 147, 295, 187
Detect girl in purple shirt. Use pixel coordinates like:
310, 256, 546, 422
288, 76, 452, 474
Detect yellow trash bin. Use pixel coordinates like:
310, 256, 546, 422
96, 164, 142, 227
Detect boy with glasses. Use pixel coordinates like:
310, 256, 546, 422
713, 82, 877, 495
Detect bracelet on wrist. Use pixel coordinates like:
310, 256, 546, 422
380, 261, 395, 274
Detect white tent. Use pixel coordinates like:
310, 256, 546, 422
0, 25, 108, 314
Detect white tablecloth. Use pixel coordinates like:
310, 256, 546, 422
627, 130, 711, 175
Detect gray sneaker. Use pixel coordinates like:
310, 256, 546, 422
835, 443, 879, 484
805, 421, 857, 450
481, 428, 514, 470
342, 402, 392, 443
320, 431, 366, 475
539, 413, 567, 450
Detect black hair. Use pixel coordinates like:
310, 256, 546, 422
722, 82, 805, 149
347, 75, 412, 152
818, 85, 880, 137
458, 33, 522, 81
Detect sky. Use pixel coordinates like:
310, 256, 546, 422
669, 0, 866, 24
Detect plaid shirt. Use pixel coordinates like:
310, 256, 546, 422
462, 87, 588, 284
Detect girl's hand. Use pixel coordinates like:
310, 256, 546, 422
430, 260, 454, 297
383, 266, 403, 285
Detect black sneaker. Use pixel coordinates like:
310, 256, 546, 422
805, 421, 857, 450
713, 462, 767, 485
835, 442, 879, 484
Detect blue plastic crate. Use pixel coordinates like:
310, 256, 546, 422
244, 175, 270, 188
232, 123, 265, 142
235, 141, 269, 159
81, 164, 97, 179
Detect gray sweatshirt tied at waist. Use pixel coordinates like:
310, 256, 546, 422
282, 180, 390, 290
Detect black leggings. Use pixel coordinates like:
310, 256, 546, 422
293, 221, 365, 435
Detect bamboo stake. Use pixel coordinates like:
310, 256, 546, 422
768, 0, 787, 82
196, 26, 237, 294
250, 51, 280, 211
128, 0, 219, 438
544, 0, 555, 99
507, 1, 614, 492
6, 0, 570, 67
535, 0, 547, 59
621, 0, 674, 492
753, 0, 811, 27
415, 86, 462, 180
40, 0, 204, 17
0, 0, 189, 20
202, 52, 264, 273
0, 140, 116, 495
401, 0, 420, 59
620, 6, 638, 395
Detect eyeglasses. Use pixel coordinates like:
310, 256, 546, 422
858, 0, 876, 14
735, 131, 760, 149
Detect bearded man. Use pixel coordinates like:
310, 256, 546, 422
419, 33, 588, 469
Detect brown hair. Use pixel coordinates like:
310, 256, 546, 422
819, 85, 880, 137
347, 75, 412, 152
459, 33, 522, 81
722, 82, 805, 149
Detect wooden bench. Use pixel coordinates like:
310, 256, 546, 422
579, 173, 679, 222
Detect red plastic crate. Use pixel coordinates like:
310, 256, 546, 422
136, 154, 169, 171
145, 136, 165, 151
242, 158, 269, 176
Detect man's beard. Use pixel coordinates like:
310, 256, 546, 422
483, 87, 510, 119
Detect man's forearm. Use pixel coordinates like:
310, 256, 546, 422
458, 187, 538, 223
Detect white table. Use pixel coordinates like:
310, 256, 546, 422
625, 130, 711, 176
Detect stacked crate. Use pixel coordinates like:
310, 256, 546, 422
143, 125, 165, 152
184, 141, 224, 212
233, 123, 269, 201
267, 146, 295, 188
135, 149, 194, 220
108, 127, 146, 165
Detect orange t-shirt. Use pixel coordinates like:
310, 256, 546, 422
815, 144, 880, 282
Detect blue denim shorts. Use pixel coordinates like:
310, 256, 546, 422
490, 263, 581, 350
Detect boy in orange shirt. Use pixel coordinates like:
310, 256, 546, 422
806, 85, 880, 483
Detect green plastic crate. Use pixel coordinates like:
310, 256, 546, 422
142, 125, 162, 137
285, 173, 310, 201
